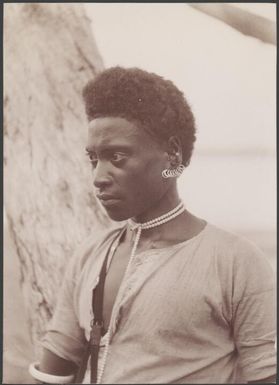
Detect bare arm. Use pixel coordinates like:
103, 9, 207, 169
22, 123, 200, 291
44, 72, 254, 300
39, 348, 77, 375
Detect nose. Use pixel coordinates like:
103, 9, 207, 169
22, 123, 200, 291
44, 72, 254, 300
93, 162, 112, 189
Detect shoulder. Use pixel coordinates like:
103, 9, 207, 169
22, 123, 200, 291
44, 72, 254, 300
204, 223, 275, 302
203, 223, 260, 253
204, 222, 269, 264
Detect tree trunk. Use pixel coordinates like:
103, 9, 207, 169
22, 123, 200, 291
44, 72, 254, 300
4, 2, 110, 363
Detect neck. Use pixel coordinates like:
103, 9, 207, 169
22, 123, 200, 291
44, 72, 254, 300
128, 188, 190, 243
132, 187, 181, 224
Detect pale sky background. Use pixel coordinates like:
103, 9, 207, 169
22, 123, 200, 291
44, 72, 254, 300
85, 3, 276, 231
85, 3, 276, 153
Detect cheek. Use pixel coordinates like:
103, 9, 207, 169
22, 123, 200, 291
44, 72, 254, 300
126, 161, 166, 198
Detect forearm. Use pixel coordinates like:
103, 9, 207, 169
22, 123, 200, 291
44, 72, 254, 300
39, 348, 77, 375
29, 348, 77, 384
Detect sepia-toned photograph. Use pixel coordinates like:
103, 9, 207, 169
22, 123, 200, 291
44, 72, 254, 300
3, 3, 276, 384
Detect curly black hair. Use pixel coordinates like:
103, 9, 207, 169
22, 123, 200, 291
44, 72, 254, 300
82, 67, 196, 166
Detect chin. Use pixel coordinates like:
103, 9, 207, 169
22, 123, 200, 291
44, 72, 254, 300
102, 205, 131, 222
106, 211, 131, 222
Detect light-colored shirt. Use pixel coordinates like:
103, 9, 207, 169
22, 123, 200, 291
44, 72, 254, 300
41, 222, 276, 383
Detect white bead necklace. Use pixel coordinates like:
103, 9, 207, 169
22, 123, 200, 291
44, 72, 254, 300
96, 201, 185, 384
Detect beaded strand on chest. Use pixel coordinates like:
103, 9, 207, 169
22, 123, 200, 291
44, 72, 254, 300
96, 201, 185, 384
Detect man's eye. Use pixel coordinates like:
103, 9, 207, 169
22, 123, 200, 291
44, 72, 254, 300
90, 159, 98, 168
86, 153, 98, 168
110, 153, 125, 163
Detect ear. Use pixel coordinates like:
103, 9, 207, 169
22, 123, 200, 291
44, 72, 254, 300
166, 136, 183, 166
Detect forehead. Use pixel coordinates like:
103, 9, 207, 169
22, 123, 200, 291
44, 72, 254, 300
87, 116, 158, 150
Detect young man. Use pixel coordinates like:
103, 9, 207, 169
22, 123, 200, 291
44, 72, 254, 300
29, 67, 276, 384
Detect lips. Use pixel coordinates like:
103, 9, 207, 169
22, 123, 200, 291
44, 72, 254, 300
96, 193, 118, 201
96, 193, 121, 207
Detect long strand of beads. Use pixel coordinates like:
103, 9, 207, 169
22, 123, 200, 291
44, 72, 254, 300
96, 227, 142, 384
96, 202, 185, 384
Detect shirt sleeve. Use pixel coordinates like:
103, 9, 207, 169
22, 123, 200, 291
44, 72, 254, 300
40, 248, 88, 366
232, 239, 276, 382
40, 225, 125, 366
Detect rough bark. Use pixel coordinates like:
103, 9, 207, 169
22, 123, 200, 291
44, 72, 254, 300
4, 2, 110, 357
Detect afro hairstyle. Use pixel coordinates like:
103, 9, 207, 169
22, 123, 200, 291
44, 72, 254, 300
82, 66, 196, 166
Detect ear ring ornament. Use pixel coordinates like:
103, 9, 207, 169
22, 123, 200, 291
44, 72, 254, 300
162, 164, 185, 178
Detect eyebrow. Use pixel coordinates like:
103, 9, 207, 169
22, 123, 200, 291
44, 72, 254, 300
85, 144, 133, 154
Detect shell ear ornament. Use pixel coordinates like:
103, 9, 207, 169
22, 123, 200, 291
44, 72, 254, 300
162, 164, 185, 178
